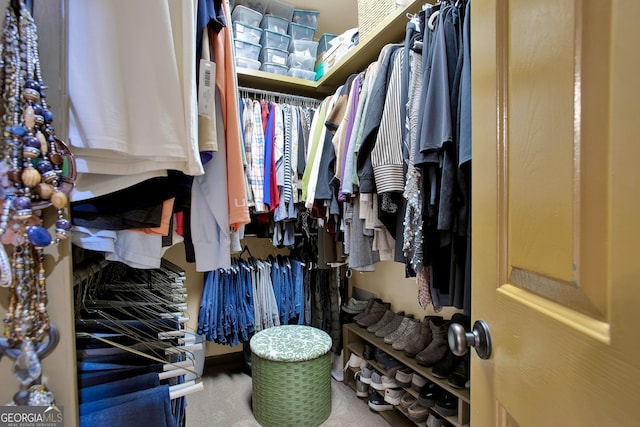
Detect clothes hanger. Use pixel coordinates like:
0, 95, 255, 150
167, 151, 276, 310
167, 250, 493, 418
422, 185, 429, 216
239, 244, 253, 260
82, 278, 185, 322
77, 277, 185, 347
239, 244, 259, 268
169, 381, 203, 400
428, 8, 440, 31
77, 332, 202, 391
77, 278, 192, 356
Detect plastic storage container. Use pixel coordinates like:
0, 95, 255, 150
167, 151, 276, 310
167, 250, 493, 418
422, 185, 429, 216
261, 29, 291, 51
233, 0, 270, 15
260, 47, 288, 67
288, 40, 318, 58
234, 39, 262, 61
317, 33, 337, 56
260, 14, 289, 35
260, 62, 288, 76
265, 0, 294, 21
288, 22, 315, 41
233, 21, 263, 45
292, 9, 320, 29
232, 5, 263, 27
287, 53, 315, 71
235, 56, 261, 71
287, 67, 316, 81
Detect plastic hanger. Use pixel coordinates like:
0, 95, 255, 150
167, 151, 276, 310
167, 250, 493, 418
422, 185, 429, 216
428, 8, 440, 31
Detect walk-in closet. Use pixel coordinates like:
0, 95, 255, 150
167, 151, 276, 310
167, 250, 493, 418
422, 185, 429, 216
1, 0, 639, 426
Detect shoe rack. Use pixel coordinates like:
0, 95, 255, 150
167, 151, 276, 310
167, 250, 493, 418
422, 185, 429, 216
343, 323, 470, 427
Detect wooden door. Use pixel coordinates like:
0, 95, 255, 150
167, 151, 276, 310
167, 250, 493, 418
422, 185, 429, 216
472, 0, 640, 425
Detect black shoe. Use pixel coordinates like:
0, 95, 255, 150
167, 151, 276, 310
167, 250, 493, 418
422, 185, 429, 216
374, 348, 402, 371
363, 343, 376, 360
447, 354, 470, 389
434, 390, 458, 417
432, 351, 461, 379
417, 381, 440, 408
367, 390, 394, 411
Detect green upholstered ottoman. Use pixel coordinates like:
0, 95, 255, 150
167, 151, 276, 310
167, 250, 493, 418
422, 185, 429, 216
250, 325, 332, 427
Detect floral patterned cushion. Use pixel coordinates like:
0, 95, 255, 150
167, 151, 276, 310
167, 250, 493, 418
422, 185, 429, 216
250, 325, 332, 362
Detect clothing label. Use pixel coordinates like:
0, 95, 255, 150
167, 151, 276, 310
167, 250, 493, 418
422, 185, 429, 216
198, 59, 216, 119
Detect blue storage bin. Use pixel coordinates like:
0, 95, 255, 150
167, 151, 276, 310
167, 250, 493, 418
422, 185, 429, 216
233, 0, 269, 15
232, 5, 263, 27
260, 14, 289, 35
233, 21, 263, 45
317, 33, 337, 56
261, 29, 291, 51
260, 47, 289, 67
288, 22, 315, 41
234, 39, 262, 61
288, 40, 318, 58
287, 53, 315, 71
288, 67, 316, 81
265, 0, 294, 21
236, 56, 261, 71
260, 62, 288, 76
292, 9, 320, 29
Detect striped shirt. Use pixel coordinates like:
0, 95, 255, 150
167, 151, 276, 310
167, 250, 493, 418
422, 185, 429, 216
249, 101, 266, 212
371, 48, 405, 193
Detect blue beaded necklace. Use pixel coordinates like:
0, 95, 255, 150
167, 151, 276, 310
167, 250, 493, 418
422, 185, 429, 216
0, 0, 76, 406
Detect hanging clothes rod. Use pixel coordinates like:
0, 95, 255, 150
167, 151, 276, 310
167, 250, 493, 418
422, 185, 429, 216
238, 86, 322, 105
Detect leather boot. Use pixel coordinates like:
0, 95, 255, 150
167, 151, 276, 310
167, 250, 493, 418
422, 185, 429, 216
392, 318, 422, 351
402, 316, 442, 358
431, 351, 460, 379
375, 312, 411, 338
447, 353, 470, 389
356, 300, 390, 327
367, 309, 400, 333
383, 316, 413, 344
353, 298, 381, 323
415, 318, 451, 366
363, 343, 376, 360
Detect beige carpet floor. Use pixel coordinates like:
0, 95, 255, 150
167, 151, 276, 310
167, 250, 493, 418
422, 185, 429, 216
185, 366, 391, 426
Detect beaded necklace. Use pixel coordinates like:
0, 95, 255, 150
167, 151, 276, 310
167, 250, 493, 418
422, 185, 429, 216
0, 0, 75, 405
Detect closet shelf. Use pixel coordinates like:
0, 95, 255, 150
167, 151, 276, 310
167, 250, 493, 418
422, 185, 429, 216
346, 324, 470, 403
237, 0, 424, 98
237, 69, 322, 97
343, 323, 471, 427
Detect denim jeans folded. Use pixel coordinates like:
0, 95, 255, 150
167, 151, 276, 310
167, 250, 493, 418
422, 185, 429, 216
79, 384, 175, 427
78, 364, 163, 388
79, 372, 160, 404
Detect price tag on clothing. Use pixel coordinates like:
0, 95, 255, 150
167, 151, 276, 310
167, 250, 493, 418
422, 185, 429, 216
198, 59, 216, 119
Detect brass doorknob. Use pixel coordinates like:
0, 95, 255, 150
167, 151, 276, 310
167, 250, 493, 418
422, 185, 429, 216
448, 320, 492, 359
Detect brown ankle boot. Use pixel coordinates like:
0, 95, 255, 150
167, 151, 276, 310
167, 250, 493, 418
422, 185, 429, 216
353, 298, 381, 323
356, 300, 391, 327
383, 316, 413, 344
403, 315, 443, 358
415, 318, 451, 366
367, 310, 403, 333
374, 311, 406, 338
392, 318, 422, 351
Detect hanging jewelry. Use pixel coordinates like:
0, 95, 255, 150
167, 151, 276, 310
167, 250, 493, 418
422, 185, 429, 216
0, 0, 75, 405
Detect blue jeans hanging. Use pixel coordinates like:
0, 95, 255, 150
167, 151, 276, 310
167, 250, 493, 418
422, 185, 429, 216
79, 384, 175, 427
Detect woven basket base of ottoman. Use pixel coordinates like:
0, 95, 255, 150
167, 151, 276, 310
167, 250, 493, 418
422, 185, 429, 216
252, 352, 331, 427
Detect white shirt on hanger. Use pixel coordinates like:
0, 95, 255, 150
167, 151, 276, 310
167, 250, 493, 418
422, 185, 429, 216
67, 0, 203, 201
